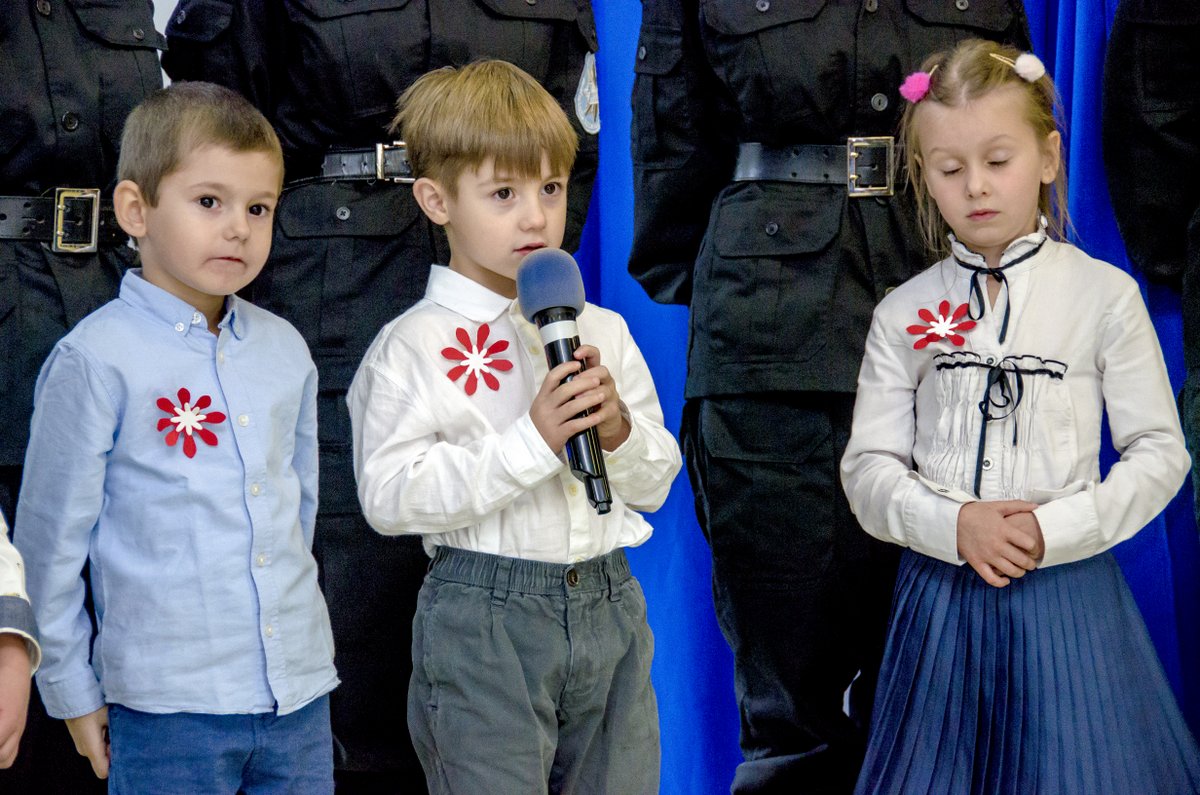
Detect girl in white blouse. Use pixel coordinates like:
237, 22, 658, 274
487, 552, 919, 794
842, 38, 1200, 794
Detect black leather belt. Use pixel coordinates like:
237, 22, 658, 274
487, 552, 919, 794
320, 142, 414, 183
0, 189, 125, 253
733, 138, 897, 197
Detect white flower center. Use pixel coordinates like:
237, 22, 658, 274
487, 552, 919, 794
172, 403, 207, 435
928, 314, 956, 337
463, 349, 492, 375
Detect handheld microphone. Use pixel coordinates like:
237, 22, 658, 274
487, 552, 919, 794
516, 248, 612, 515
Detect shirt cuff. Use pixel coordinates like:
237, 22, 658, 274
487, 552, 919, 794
901, 473, 969, 565
0, 595, 41, 673
602, 402, 645, 468
509, 414, 570, 485
36, 666, 105, 720
1035, 487, 1100, 567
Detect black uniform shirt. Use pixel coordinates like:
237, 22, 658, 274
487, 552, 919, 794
630, 0, 1029, 396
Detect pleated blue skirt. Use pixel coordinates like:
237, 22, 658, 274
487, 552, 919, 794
855, 550, 1200, 795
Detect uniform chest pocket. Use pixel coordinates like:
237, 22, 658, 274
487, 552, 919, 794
428, 0, 595, 88
286, 0, 422, 124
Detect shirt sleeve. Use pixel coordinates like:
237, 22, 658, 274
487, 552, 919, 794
13, 344, 112, 718
349, 357, 564, 535
840, 312, 965, 565
1035, 285, 1191, 566
600, 317, 682, 513
296, 359, 319, 549
627, 0, 737, 305
0, 513, 41, 673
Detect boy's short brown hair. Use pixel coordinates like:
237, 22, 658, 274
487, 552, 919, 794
117, 81, 283, 206
392, 60, 578, 193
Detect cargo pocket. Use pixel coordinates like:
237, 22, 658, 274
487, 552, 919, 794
693, 182, 842, 364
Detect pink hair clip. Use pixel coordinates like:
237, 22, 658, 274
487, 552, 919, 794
899, 70, 933, 103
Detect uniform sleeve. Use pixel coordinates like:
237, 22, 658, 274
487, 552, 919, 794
13, 344, 113, 718
1102, 7, 1200, 285
840, 313, 965, 565
627, 0, 737, 305
601, 317, 682, 513
0, 513, 41, 674
1035, 286, 1191, 566
349, 352, 564, 535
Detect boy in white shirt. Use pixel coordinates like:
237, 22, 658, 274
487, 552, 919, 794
347, 60, 681, 794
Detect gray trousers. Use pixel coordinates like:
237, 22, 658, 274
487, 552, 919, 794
408, 546, 660, 795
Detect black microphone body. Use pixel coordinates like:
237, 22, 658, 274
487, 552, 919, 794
517, 249, 612, 515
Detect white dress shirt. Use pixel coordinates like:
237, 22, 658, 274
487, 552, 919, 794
1, 512, 40, 672
842, 235, 1190, 568
348, 265, 682, 563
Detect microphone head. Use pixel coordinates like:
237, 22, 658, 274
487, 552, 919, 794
516, 248, 587, 322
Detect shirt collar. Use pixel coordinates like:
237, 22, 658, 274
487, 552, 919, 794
424, 265, 514, 324
948, 216, 1050, 270
119, 269, 247, 339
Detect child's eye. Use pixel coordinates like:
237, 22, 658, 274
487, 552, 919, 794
988, 159, 1009, 168
249, 204, 272, 217
940, 167, 961, 177
198, 196, 217, 208
543, 181, 563, 196
495, 187, 513, 200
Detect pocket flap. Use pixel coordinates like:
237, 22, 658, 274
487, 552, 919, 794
165, 0, 232, 44
902, 0, 1015, 32
633, 24, 683, 76
703, 0, 827, 36
67, 0, 165, 48
277, 182, 423, 239
473, 0, 577, 22
713, 184, 842, 258
291, 0, 413, 20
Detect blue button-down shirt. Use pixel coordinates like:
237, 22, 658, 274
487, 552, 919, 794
15, 271, 337, 718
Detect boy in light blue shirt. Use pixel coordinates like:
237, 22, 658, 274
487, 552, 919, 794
14, 82, 338, 794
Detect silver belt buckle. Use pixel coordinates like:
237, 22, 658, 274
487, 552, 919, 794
53, 187, 101, 254
375, 141, 415, 184
846, 137, 895, 198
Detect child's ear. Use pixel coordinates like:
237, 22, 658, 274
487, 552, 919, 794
412, 177, 450, 226
112, 179, 149, 238
1041, 131, 1062, 184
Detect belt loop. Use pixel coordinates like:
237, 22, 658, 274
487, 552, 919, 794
605, 557, 621, 603
491, 557, 514, 607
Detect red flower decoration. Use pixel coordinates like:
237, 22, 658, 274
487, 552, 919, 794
907, 300, 976, 349
155, 387, 226, 458
441, 323, 513, 396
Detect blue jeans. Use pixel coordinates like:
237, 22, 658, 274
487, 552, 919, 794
107, 695, 333, 795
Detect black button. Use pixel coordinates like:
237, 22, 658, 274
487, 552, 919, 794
132, 27, 145, 40
870, 93, 889, 112
175, 9, 187, 23
335, 206, 351, 221
61, 112, 80, 132
764, 222, 779, 236
566, 569, 580, 587
955, 0, 969, 9
36, 0, 51, 15
865, 0, 878, 11
755, 0, 770, 11
637, 45, 647, 60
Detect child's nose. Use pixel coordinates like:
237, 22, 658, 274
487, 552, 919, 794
966, 166, 989, 197
226, 211, 251, 239
522, 199, 547, 230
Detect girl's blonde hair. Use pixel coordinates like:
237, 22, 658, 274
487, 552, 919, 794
899, 39, 1070, 260
392, 59, 578, 195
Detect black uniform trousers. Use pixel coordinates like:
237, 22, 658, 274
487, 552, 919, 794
681, 393, 899, 794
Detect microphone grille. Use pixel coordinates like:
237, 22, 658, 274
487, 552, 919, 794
516, 248, 586, 322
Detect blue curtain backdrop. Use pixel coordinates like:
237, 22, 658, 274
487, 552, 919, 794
572, 2, 1200, 792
